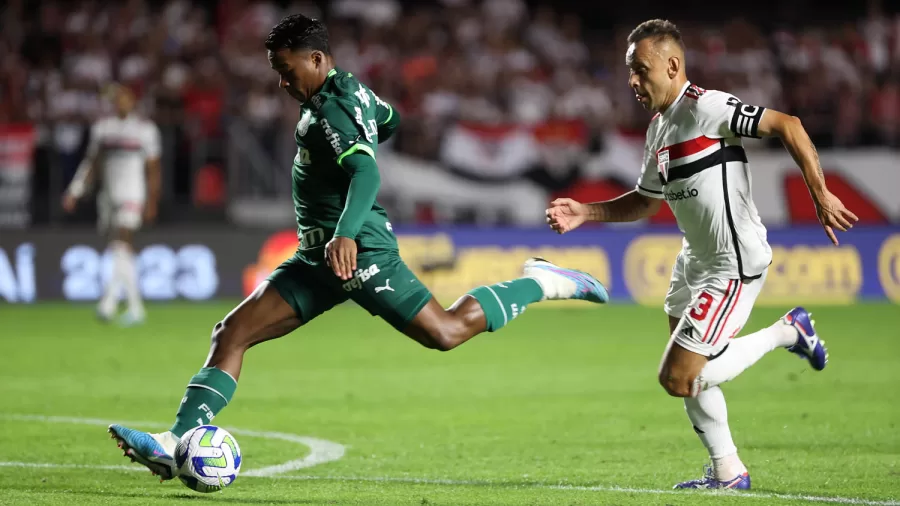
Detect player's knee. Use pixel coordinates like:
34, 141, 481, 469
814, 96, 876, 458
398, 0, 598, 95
210, 321, 228, 347
658, 371, 693, 398
406, 316, 463, 351
426, 329, 458, 352
210, 318, 244, 352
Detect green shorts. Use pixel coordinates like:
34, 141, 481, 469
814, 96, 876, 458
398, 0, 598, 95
267, 248, 433, 331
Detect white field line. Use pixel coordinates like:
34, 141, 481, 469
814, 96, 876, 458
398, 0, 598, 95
1, 414, 897, 506
0, 462, 896, 506
0, 413, 345, 477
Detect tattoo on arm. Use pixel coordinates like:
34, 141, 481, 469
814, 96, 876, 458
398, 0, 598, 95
587, 191, 657, 223
810, 141, 824, 179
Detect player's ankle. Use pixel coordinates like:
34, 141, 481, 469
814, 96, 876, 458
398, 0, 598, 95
712, 453, 747, 479
772, 320, 799, 348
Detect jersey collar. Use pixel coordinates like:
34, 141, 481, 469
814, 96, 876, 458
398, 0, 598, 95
308, 68, 339, 109
662, 80, 692, 117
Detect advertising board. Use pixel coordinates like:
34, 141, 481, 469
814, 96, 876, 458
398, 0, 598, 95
2, 226, 898, 306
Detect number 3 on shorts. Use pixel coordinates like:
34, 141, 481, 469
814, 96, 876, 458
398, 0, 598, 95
689, 291, 714, 321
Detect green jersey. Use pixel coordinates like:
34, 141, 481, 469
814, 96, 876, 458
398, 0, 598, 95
292, 68, 398, 260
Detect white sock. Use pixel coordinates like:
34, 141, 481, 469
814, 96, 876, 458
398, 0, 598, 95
684, 386, 746, 480
98, 271, 122, 318
113, 242, 144, 318
694, 322, 796, 392
155, 431, 181, 454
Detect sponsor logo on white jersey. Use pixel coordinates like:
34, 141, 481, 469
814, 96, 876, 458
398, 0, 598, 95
665, 188, 699, 201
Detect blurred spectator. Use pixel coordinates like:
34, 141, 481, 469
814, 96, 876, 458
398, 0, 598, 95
5, 0, 900, 149
3, 0, 900, 224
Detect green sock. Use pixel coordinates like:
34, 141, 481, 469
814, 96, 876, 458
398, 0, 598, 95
468, 278, 544, 332
169, 367, 237, 438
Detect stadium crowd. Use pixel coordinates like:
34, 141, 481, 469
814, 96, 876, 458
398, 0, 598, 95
2, 0, 900, 222
4, 0, 900, 147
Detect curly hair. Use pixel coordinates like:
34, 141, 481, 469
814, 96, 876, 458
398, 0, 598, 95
264, 14, 330, 54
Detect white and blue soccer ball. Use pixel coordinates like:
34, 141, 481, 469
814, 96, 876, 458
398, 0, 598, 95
175, 425, 242, 493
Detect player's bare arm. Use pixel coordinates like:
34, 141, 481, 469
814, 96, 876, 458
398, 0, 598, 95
546, 192, 661, 234
756, 110, 858, 245
62, 150, 99, 213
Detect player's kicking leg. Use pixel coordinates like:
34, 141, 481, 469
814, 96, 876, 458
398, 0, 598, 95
107, 253, 608, 480
658, 265, 828, 490
346, 253, 608, 352
404, 257, 607, 350
108, 280, 307, 479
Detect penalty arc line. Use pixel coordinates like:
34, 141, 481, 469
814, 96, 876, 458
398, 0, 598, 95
0, 414, 345, 477
0, 414, 897, 506
0, 463, 897, 506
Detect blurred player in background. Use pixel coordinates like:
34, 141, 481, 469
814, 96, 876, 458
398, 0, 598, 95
547, 20, 858, 490
63, 84, 162, 326
106, 13, 609, 480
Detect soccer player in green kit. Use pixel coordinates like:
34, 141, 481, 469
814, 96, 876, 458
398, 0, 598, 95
107, 13, 609, 480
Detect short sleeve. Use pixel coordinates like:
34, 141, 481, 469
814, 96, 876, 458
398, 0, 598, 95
143, 122, 161, 159
694, 90, 767, 139
317, 98, 378, 167
635, 136, 664, 199
370, 88, 394, 127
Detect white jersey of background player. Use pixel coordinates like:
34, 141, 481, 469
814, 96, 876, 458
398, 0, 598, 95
547, 20, 857, 489
63, 85, 161, 325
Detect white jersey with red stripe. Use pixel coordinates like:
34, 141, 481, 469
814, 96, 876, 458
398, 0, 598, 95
635, 81, 772, 280
87, 114, 161, 205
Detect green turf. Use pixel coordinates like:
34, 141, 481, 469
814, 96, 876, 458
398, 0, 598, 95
1, 302, 898, 505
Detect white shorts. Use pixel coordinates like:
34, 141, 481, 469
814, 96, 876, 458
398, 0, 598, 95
664, 252, 768, 357
98, 192, 143, 232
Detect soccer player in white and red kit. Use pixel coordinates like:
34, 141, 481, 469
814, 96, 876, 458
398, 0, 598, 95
63, 84, 162, 325
547, 20, 858, 489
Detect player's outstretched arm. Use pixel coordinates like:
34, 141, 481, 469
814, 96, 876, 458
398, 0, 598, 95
756, 110, 858, 245
546, 191, 661, 234
62, 140, 100, 213
327, 152, 381, 280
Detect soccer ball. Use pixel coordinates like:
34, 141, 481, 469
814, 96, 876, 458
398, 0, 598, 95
174, 425, 242, 493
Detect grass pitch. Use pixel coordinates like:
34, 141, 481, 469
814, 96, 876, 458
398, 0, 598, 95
1, 302, 898, 505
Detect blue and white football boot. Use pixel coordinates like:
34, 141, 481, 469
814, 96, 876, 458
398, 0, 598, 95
108, 424, 179, 481
782, 306, 828, 371
523, 257, 609, 304
674, 464, 751, 490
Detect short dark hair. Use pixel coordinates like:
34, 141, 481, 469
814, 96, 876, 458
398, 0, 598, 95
627, 19, 684, 51
265, 14, 330, 54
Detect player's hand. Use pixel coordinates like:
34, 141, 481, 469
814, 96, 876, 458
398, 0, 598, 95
546, 198, 588, 234
143, 202, 158, 224
813, 189, 858, 245
326, 236, 357, 280
62, 194, 78, 214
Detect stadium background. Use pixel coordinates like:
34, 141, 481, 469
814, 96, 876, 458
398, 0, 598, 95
1, 0, 899, 306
